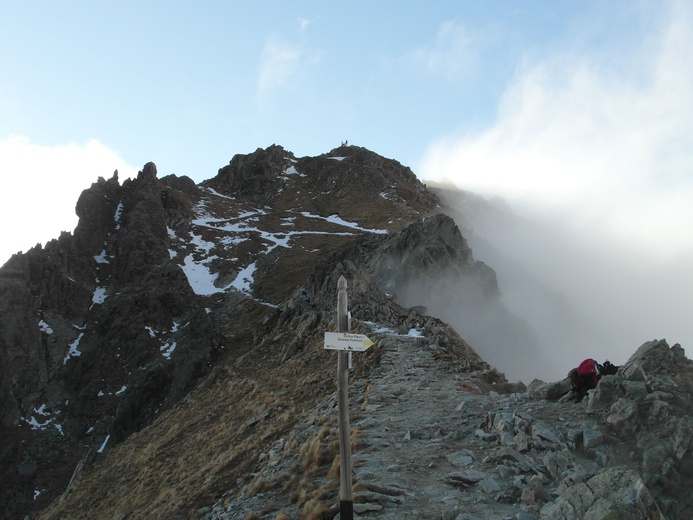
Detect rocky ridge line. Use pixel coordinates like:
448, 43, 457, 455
201, 337, 692, 519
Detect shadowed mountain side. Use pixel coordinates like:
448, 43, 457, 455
0, 166, 222, 519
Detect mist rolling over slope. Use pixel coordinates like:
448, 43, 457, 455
429, 184, 693, 382
386, 221, 554, 383
419, 5, 693, 381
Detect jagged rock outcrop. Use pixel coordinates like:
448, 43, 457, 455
366, 212, 542, 382
0, 163, 221, 519
367, 213, 497, 299
207, 145, 292, 205
524, 339, 693, 518
73, 171, 122, 254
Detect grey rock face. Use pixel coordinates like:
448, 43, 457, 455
206, 145, 290, 205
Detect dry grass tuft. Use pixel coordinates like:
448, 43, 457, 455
246, 478, 271, 498
325, 425, 363, 480
301, 495, 329, 520
298, 424, 338, 474
350, 427, 361, 451
357, 383, 372, 411
327, 454, 341, 480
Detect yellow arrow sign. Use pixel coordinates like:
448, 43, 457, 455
324, 332, 374, 351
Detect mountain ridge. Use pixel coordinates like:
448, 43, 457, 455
0, 144, 499, 518
0, 145, 691, 519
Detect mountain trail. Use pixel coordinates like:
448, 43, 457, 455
347, 333, 524, 519
198, 332, 691, 520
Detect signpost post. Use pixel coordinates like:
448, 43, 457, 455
325, 275, 373, 520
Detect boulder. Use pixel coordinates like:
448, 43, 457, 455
606, 398, 640, 437
540, 468, 663, 519
528, 378, 572, 400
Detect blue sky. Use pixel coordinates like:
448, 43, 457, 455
1, 1, 596, 179
2, 1, 692, 369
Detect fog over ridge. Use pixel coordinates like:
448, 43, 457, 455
420, 4, 693, 381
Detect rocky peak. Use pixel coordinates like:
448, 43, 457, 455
204, 145, 293, 204
204, 144, 436, 220
137, 161, 158, 181
368, 213, 479, 291
308, 144, 433, 215
73, 173, 121, 254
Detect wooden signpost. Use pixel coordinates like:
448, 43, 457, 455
323, 275, 373, 520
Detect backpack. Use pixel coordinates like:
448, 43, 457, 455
569, 359, 619, 402
577, 358, 599, 388
569, 359, 600, 401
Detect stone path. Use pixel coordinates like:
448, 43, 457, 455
349, 334, 530, 519
203, 336, 688, 519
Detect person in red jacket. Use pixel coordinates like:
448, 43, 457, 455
569, 359, 618, 402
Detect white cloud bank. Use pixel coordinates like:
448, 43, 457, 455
419, 4, 693, 378
0, 136, 137, 266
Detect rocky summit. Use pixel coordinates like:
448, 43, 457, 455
0, 145, 691, 519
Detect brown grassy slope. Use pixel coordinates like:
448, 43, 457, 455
37, 270, 390, 520
37, 275, 485, 520
37, 315, 308, 518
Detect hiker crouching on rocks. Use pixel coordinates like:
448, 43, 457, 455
569, 359, 619, 402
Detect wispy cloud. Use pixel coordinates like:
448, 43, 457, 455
0, 136, 137, 265
256, 37, 303, 103
255, 18, 320, 104
297, 17, 312, 33
407, 21, 480, 82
